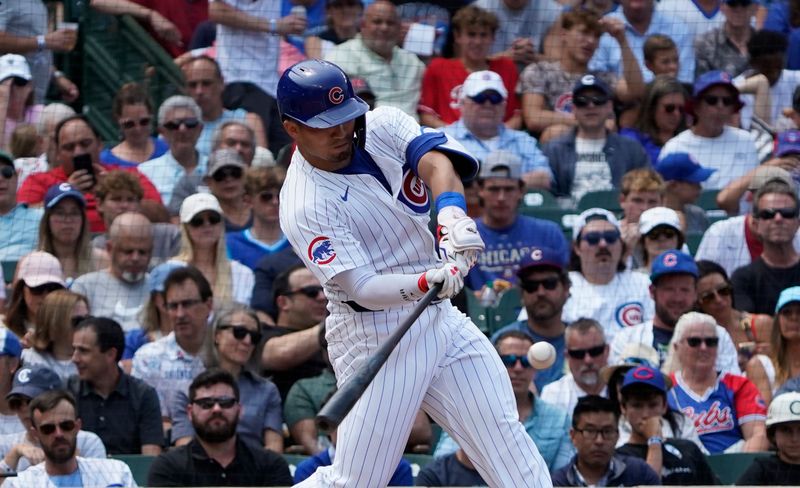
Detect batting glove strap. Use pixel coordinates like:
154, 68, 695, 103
421, 264, 464, 299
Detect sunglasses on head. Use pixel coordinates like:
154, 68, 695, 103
500, 354, 532, 368
218, 324, 262, 344
188, 212, 222, 228
38, 420, 77, 436
520, 277, 560, 293
686, 336, 719, 348
755, 207, 799, 220
120, 117, 151, 130
211, 166, 243, 182
11, 77, 29, 87
192, 396, 237, 410
163, 118, 200, 131
646, 228, 678, 240
698, 284, 733, 306
286, 285, 324, 299
581, 230, 620, 245
662, 103, 685, 114
27, 283, 64, 296
0, 166, 15, 179
567, 344, 606, 359
574, 95, 610, 108
258, 191, 278, 203
702, 95, 737, 107
470, 91, 504, 105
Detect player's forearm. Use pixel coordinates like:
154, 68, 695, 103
332, 268, 429, 310
209, 1, 270, 32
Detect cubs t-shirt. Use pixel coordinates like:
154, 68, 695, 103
572, 137, 612, 204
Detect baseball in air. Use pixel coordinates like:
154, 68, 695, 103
527, 342, 556, 369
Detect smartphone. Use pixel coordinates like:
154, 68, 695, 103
72, 153, 95, 185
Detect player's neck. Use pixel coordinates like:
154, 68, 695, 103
299, 148, 352, 172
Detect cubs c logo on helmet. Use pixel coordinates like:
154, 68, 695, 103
308, 236, 336, 265
329, 87, 344, 105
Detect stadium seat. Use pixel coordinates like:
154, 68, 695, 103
522, 190, 558, 209
697, 189, 720, 211
685, 232, 704, 255
705, 451, 771, 485
112, 454, 155, 486
465, 291, 490, 335
488, 287, 522, 335
1, 261, 16, 285
577, 190, 621, 213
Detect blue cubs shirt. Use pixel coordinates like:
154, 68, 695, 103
226, 229, 291, 270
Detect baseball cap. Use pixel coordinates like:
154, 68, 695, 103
147, 262, 186, 294
620, 365, 673, 393
0, 54, 32, 83
516, 246, 565, 277
207, 148, 246, 177
599, 343, 660, 385
572, 74, 612, 98
44, 183, 85, 209
480, 150, 522, 180
572, 208, 620, 241
775, 286, 800, 314
776, 130, 800, 157
17, 251, 66, 288
654, 153, 716, 183
180, 192, 223, 224
0, 329, 21, 358
650, 250, 698, 283
461, 70, 508, 100
639, 207, 682, 235
748, 166, 794, 192
766, 392, 800, 427
693, 70, 739, 99
6, 366, 62, 401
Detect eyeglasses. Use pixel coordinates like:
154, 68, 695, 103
192, 396, 237, 410
662, 103, 685, 114
574, 95, 610, 108
71, 315, 90, 328
646, 228, 678, 240
574, 427, 618, 440
27, 283, 64, 296
211, 166, 243, 182
520, 277, 560, 293
0, 166, 15, 179
38, 420, 77, 436
218, 324, 262, 344
165, 298, 203, 311
162, 118, 200, 131
469, 91, 504, 105
685, 336, 719, 348
581, 230, 620, 245
286, 285, 324, 299
499, 354, 532, 368
120, 117, 151, 130
567, 344, 606, 359
258, 191, 278, 203
726, 0, 752, 6
698, 284, 733, 306
188, 212, 222, 228
11, 77, 29, 87
702, 95, 737, 107
755, 207, 799, 220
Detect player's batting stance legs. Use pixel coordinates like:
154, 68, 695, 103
278, 59, 551, 488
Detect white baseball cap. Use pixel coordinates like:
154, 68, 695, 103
572, 208, 620, 241
0, 54, 31, 83
767, 391, 800, 427
17, 252, 66, 288
461, 70, 508, 100
639, 207, 682, 236
179, 193, 223, 224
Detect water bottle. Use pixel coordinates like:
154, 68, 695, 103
479, 281, 498, 307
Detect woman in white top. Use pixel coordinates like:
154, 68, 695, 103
173, 193, 253, 305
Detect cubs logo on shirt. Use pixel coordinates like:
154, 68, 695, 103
615, 301, 644, 327
308, 236, 336, 265
397, 166, 430, 214
554, 92, 574, 114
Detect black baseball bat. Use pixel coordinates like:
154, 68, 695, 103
315, 283, 443, 433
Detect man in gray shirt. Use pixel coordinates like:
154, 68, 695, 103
474, 0, 561, 65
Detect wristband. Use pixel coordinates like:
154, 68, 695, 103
647, 436, 663, 446
434, 192, 466, 212
417, 273, 429, 292
36, 35, 46, 52
269, 18, 278, 34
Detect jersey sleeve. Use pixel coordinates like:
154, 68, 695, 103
726, 374, 767, 425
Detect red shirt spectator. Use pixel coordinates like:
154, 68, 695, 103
133, 0, 209, 56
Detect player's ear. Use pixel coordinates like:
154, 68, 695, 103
283, 119, 299, 138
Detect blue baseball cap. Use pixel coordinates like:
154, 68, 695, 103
621, 365, 673, 393
517, 246, 565, 277
44, 183, 85, 209
572, 73, 612, 98
655, 153, 716, 183
147, 261, 186, 294
6, 366, 62, 400
776, 130, 800, 157
693, 70, 739, 99
775, 286, 800, 314
650, 250, 698, 283
0, 329, 21, 358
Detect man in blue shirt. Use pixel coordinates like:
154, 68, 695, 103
0, 150, 42, 262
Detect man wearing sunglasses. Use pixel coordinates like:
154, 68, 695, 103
732, 178, 800, 314
611, 250, 741, 373
147, 368, 292, 486
443, 70, 551, 189
543, 75, 648, 203
659, 70, 758, 191
0, 150, 43, 262
138, 95, 207, 207
68, 317, 163, 456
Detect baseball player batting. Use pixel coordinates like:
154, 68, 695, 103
278, 60, 550, 488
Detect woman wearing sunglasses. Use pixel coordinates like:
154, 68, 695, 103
100, 83, 168, 168
20, 290, 89, 382
696, 260, 772, 373
634, 207, 685, 273
620, 76, 687, 164
663, 312, 769, 454
0, 55, 43, 151
746, 286, 800, 406
169, 304, 283, 452
2, 252, 66, 344
204, 149, 252, 232
173, 193, 254, 305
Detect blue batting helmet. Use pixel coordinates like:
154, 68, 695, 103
277, 60, 369, 129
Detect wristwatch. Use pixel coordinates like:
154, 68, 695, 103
36, 34, 46, 52
647, 436, 664, 446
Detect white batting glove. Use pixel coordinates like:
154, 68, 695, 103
419, 263, 465, 299
437, 207, 485, 270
